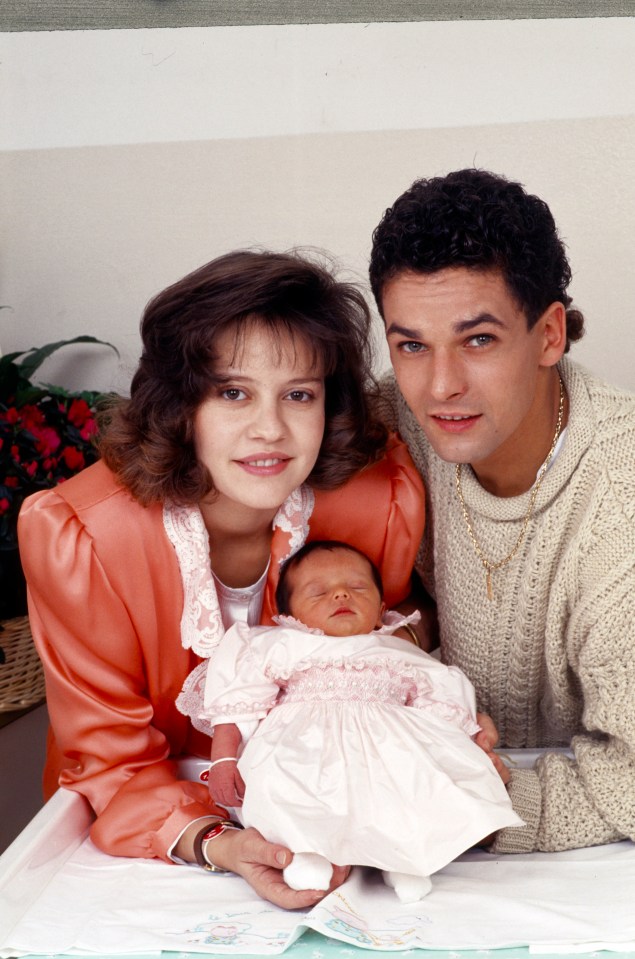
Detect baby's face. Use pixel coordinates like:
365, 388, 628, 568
286, 548, 385, 637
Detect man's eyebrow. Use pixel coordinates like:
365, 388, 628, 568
454, 313, 506, 334
386, 314, 506, 338
385, 323, 422, 339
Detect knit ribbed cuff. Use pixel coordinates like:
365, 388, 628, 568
491, 767, 542, 855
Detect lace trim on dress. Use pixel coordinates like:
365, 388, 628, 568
164, 485, 315, 660
411, 698, 481, 737
272, 609, 422, 636
201, 696, 279, 721
176, 661, 213, 735
263, 653, 428, 684
272, 485, 314, 563
377, 609, 422, 635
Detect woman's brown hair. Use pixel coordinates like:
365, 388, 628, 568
100, 250, 387, 505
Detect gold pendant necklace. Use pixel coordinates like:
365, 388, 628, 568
455, 375, 565, 601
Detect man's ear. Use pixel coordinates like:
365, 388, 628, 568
538, 301, 567, 368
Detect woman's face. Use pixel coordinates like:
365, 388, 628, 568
194, 322, 326, 522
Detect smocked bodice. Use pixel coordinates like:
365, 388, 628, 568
279, 662, 415, 705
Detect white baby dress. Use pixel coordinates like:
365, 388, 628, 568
200, 617, 523, 878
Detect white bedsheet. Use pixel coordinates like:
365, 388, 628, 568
2, 833, 635, 956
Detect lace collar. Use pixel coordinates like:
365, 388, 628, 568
163, 485, 314, 657
272, 609, 421, 637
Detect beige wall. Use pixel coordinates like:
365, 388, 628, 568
2, 19, 634, 393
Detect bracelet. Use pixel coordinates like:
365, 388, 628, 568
400, 622, 422, 648
208, 757, 238, 770
193, 819, 244, 873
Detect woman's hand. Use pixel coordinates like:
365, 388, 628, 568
209, 827, 350, 910
208, 763, 245, 807
474, 711, 510, 786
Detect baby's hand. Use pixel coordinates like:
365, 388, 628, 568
208, 760, 245, 808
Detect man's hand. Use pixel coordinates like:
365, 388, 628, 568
474, 711, 499, 752
485, 750, 511, 785
474, 711, 510, 785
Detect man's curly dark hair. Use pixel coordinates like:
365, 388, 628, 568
369, 168, 584, 351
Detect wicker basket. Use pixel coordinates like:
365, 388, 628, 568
0, 616, 46, 712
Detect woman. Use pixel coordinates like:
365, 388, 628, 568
18, 250, 424, 909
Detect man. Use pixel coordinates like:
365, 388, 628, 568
370, 168, 635, 855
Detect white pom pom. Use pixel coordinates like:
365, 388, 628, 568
382, 870, 432, 903
283, 852, 333, 891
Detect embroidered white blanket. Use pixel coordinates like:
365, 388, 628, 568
2, 835, 635, 957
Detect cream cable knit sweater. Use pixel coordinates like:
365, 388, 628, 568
376, 357, 635, 853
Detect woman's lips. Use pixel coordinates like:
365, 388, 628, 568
235, 453, 290, 476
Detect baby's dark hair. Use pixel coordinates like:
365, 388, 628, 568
275, 540, 384, 616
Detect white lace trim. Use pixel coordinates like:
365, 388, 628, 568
163, 503, 225, 658
164, 485, 314, 660
272, 609, 422, 636
411, 699, 481, 737
272, 485, 314, 563
261, 650, 425, 684
176, 661, 213, 735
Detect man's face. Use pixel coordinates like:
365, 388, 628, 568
383, 267, 559, 489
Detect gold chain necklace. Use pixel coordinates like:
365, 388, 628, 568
454, 375, 565, 601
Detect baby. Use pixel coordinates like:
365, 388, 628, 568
200, 541, 522, 903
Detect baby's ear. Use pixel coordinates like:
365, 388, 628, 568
375, 601, 387, 628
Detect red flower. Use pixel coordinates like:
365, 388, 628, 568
20, 405, 46, 431
67, 398, 92, 428
79, 418, 98, 442
4, 408, 21, 425
24, 461, 38, 478
0, 497, 10, 515
61, 446, 85, 471
4, 476, 19, 488
33, 426, 62, 457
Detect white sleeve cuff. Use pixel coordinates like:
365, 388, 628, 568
167, 816, 218, 865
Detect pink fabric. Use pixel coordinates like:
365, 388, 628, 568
282, 662, 414, 705
18, 437, 424, 861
